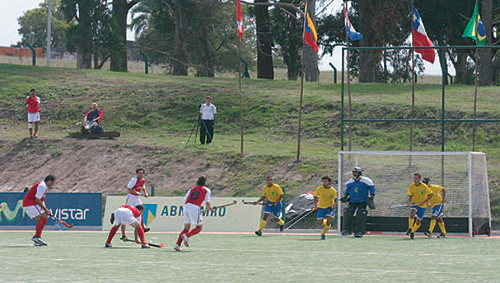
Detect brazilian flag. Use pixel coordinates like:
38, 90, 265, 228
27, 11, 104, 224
462, 3, 486, 46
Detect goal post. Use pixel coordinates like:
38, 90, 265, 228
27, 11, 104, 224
337, 151, 492, 237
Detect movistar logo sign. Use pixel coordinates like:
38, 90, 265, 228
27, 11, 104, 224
0, 200, 26, 223
143, 204, 157, 226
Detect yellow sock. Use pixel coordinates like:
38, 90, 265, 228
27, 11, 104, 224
277, 218, 284, 226
322, 219, 327, 226
429, 219, 437, 233
411, 223, 421, 233
321, 224, 331, 236
259, 219, 267, 232
438, 221, 447, 234
408, 217, 415, 229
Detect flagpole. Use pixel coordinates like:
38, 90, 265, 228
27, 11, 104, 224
345, 0, 352, 152
238, 37, 244, 157
410, 1, 415, 162
297, 3, 307, 162
472, 0, 479, 151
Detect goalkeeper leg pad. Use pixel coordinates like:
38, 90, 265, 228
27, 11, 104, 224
343, 207, 354, 233
354, 209, 368, 234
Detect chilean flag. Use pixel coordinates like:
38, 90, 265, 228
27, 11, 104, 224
344, 2, 363, 41
237, 0, 243, 38
412, 6, 435, 63
303, 3, 319, 52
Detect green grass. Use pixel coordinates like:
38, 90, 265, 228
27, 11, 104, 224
1, 231, 499, 282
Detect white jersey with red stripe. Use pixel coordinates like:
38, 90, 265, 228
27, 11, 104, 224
127, 177, 145, 196
183, 185, 211, 207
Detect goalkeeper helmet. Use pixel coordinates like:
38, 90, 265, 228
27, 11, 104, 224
353, 167, 363, 177
422, 177, 430, 185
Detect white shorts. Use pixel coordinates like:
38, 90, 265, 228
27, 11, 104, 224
126, 194, 142, 207
23, 205, 44, 219
114, 207, 139, 226
28, 112, 40, 122
183, 203, 203, 225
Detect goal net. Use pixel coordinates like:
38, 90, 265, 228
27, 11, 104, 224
337, 151, 491, 237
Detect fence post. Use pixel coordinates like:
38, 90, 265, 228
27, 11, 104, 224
151, 186, 155, 196
139, 50, 148, 74
328, 62, 337, 84
26, 44, 36, 66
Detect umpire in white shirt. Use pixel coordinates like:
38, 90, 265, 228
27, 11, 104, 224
200, 96, 217, 145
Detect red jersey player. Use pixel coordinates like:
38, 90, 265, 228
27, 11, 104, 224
174, 176, 213, 251
105, 204, 150, 248
25, 88, 41, 138
22, 175, 56, 246
126, 168, 148, 206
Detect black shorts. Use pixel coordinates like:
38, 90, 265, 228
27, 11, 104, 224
348, 202, 367, 212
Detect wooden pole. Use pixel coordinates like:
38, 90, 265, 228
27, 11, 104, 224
345, 0, 352, 152
297, 44, 305, 162
410, 2, 415, 158
472, 0, 479, 151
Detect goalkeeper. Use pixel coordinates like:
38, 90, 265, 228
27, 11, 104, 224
340, 167, 375, 237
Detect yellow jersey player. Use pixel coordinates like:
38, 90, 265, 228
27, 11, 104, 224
407, 173, 433, 239
253, 176, 285, 236
422, 178, 447, 238
313, 176, 338, 240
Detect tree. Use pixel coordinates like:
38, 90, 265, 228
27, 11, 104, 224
62, 0, 122, 69
17, 0, 68, 48
254, 0, 274, 79
110, 0, 141, 72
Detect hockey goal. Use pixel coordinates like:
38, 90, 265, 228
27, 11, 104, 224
337, 151, 491, 237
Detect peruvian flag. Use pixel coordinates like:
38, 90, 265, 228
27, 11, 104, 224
412, 6, 435, 63
237, 0, 243, 37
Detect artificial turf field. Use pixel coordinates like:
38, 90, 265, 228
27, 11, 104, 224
1, 231, 499, 282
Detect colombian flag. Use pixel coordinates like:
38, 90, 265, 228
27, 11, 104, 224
303, 3, 318, 52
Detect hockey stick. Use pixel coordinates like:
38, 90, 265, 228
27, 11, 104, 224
285, 207, 317, 230
50, 214, 73, 228
241, 200, 265, 205
121, 236, 164, 248
201, 200, 237, 213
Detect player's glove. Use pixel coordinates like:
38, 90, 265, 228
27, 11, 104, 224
340, 195, 350, 203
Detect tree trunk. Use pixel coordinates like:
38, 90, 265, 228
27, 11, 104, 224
202, 22, 214, 77
303, 0, 319, 82
76, 8, 92, 69
479, 0, 493, 86
110, 0, 130, 72
173, 4, 188, 76
255, 0, 273, 79
438, 47, 448, 85
453, 52, 468, 85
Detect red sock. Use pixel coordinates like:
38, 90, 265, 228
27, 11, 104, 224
106, 225, 119, 244
34, 217, 47, 237
176, 228, 189, 245
186, 227, 201, 237
137, 227, 146, 245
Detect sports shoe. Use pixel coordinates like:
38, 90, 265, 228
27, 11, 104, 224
181, 234, 190, 247
33, 134, 38, 138
424, 231, 432, 238
34, 242, 47, 246
144, 227, 151, 233
438, 233, 447, 238
321, 235, 326, 240
32, 236, 47, 246
354, 232, 363, 238
105, 243, 112, 248
406, 228, 412, 235
280, 224, 284, 232
142, 244, 150, 249
341, 230, 351, 237
110, 213, 115, 224
410, 232, 415, 239
174, 244, 182, 251
254, 230, 262, 237
29, 135, 33, 139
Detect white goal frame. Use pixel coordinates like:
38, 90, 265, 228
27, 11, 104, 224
337, 151, 492, 237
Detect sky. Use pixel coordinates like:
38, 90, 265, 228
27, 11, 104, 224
0, 0, 343, 71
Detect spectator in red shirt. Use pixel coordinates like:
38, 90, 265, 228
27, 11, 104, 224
25, 89, 41, 138
83, 103, 103, 133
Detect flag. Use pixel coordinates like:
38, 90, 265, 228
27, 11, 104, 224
237, 0, 243, 38
412, 6, 436, 63
462, 3, 486, 46
303, 3, 318, 52
344, 2, 363, 41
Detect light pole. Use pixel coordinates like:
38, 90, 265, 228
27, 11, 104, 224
46, 0, 52, 67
